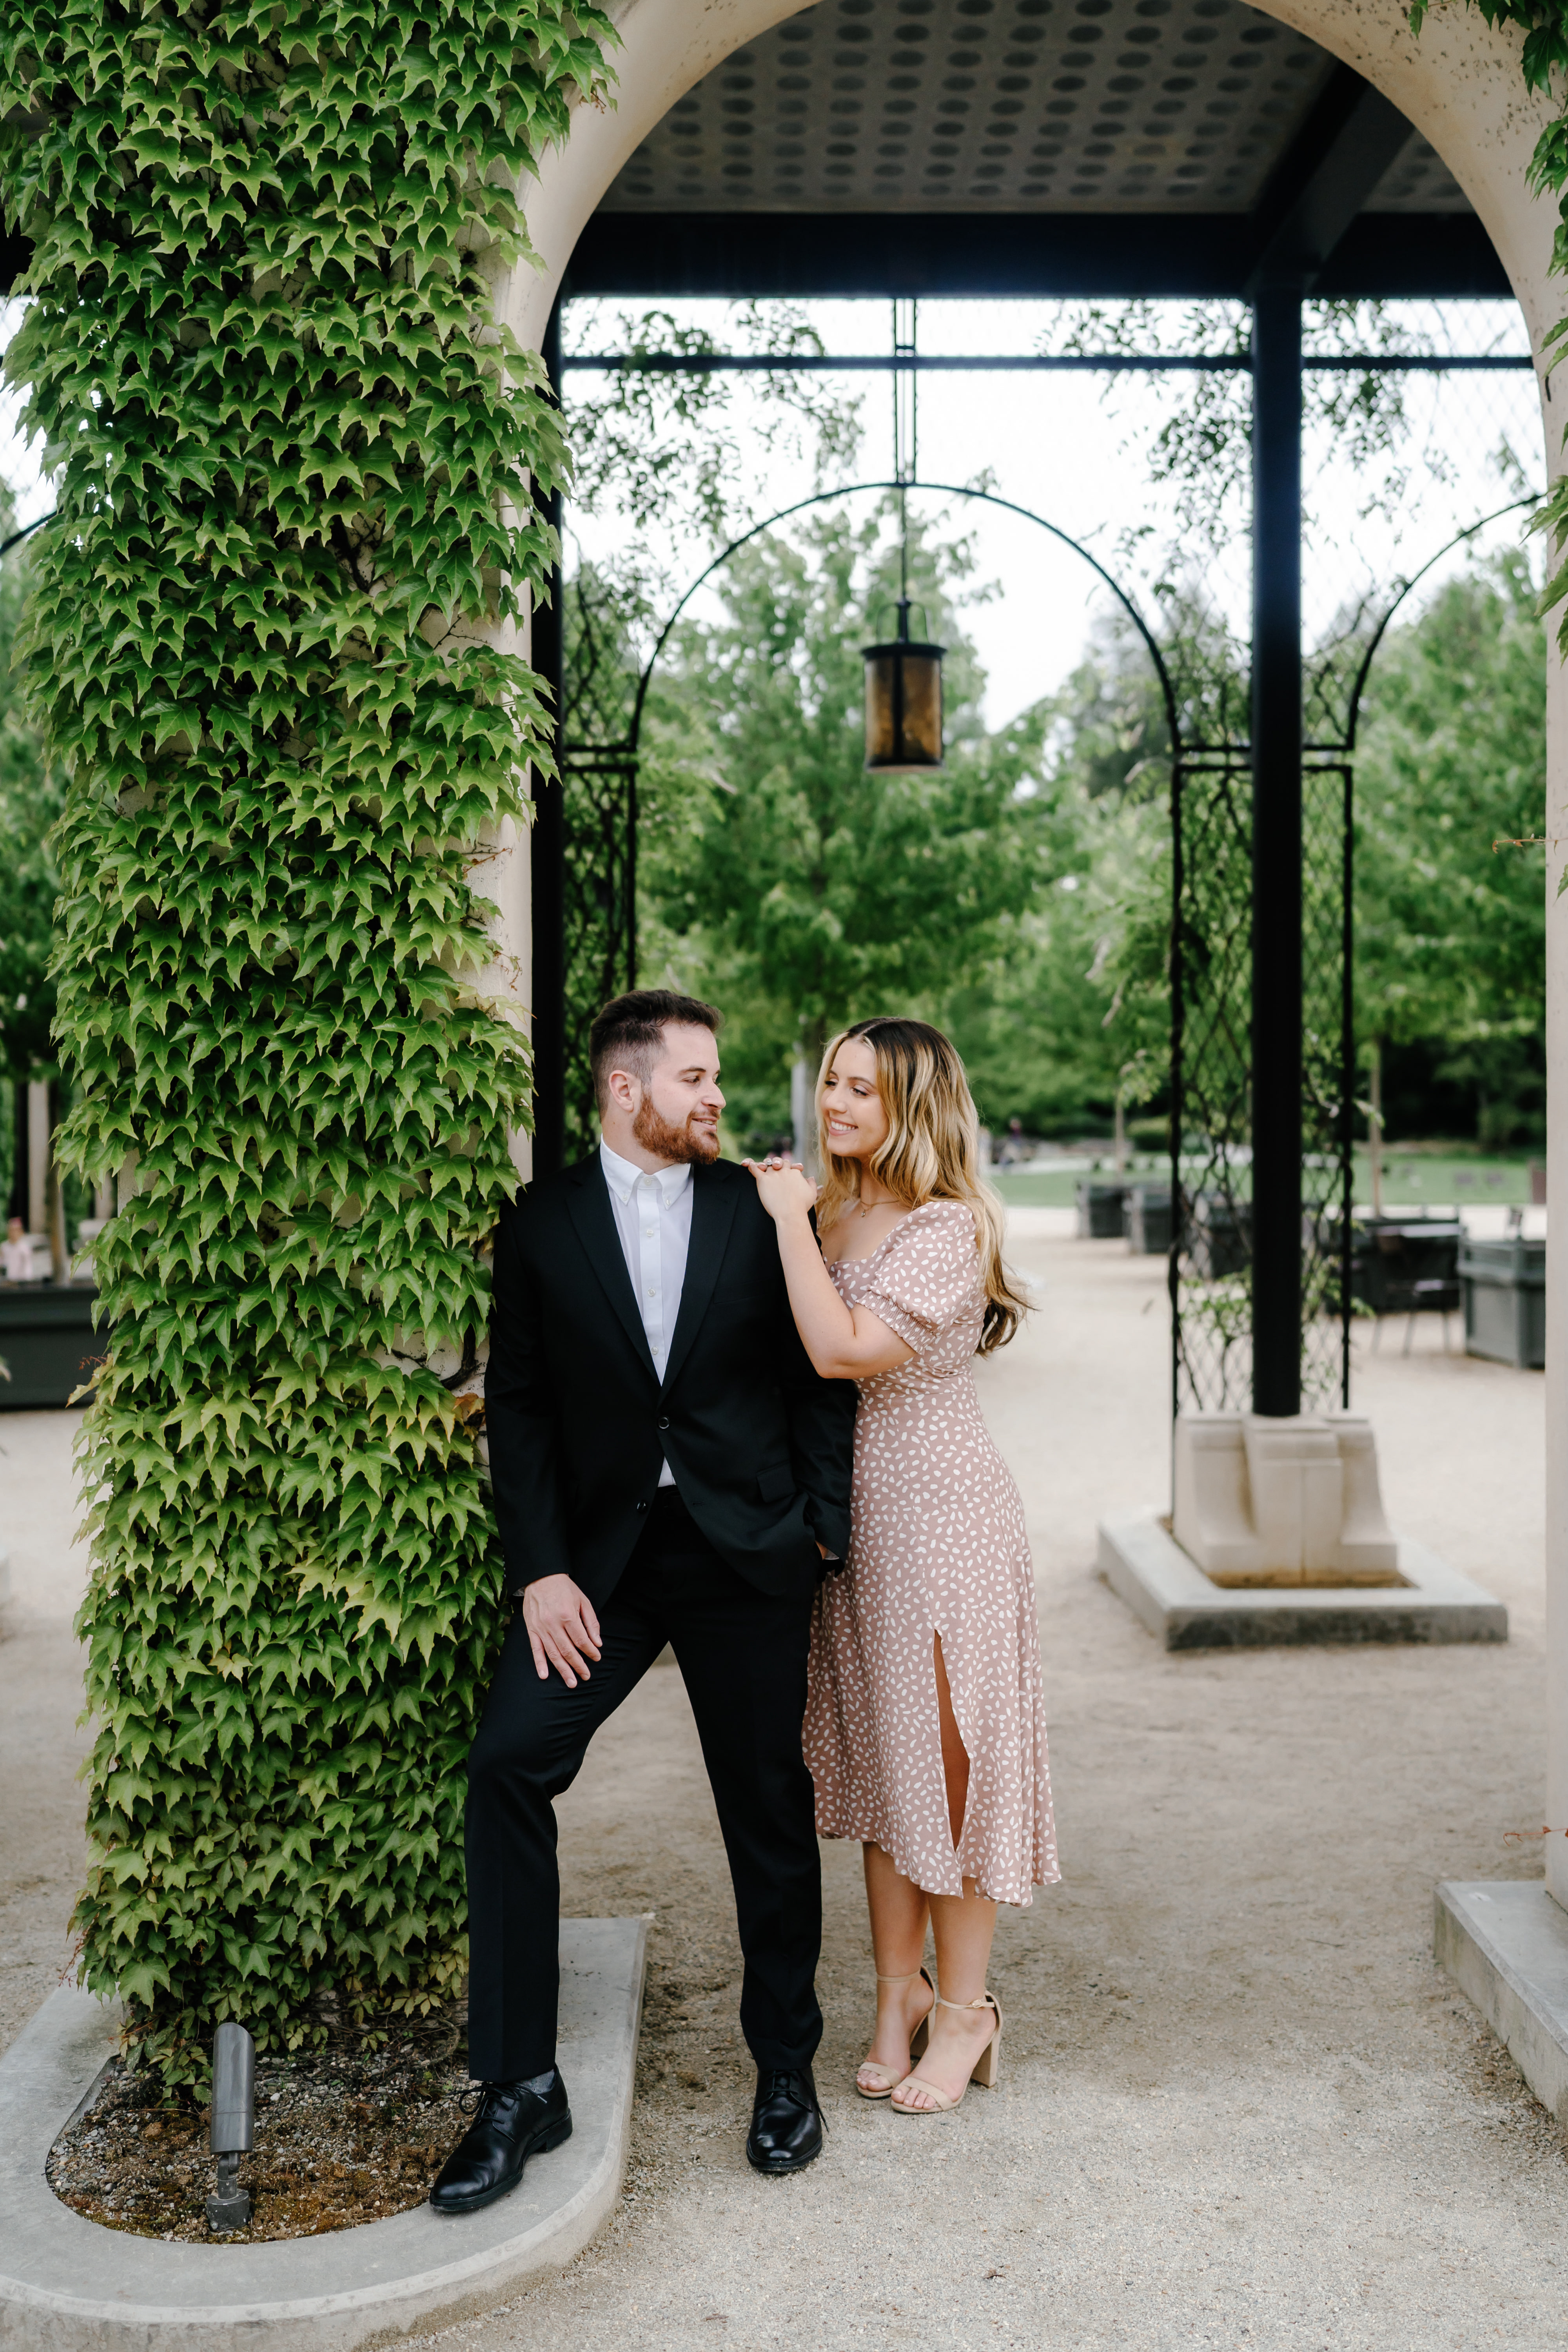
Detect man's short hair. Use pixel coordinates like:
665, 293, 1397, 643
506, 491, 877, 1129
589, 989, 722, 1115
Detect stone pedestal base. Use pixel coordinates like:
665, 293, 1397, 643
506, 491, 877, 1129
1173, 1410, 1401, 1586
1100, 1509, 1508, 1648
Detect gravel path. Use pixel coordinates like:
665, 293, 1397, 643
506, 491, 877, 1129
4, 1221, 1563, 2348
0, 1406, 90, 2057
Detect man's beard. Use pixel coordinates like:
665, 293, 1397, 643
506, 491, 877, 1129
632, 1096, 719, 1165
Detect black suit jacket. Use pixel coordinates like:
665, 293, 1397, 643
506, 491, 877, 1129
486, 1152, 857, 1609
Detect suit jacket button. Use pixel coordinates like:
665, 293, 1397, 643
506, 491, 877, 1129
657, 1415, 670, 1430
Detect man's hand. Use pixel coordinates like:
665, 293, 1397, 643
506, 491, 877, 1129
522, 1573, 603, 1687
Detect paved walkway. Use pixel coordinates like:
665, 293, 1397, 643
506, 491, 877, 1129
3, 1220, 1563, 2348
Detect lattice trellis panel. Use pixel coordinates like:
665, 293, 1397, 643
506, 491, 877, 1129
1170, 752, 1256, 1412
1169, 746, 1352, 1415
1300, 758, 1353, 1406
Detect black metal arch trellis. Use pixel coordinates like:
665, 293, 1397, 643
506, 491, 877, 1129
549, 472, 1304, 1423
553, 476, 1179, 1159
0, 509, 54, 558
1338, 494, 1542, 750
556, 457, 1541, 1421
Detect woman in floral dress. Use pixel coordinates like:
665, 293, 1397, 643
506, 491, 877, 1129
745, 1018, 1056, 2114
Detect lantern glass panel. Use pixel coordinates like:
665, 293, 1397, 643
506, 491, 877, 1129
864, 652, 900, 769
861, 641, 945, 772
898, 649, 943, 767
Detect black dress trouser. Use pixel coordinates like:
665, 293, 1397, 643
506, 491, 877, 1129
464, 1486, 824, 2082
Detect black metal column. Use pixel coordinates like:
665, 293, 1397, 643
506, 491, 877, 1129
529, 301, 566, 1176
1249, 278, 1304, 1416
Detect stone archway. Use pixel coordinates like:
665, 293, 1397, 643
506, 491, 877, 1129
501, 0, 1559, 342
495, 0, 1568, 1905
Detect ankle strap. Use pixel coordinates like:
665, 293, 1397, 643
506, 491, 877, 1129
876, 1970, 924, 1985
935, 1993, 995, 2012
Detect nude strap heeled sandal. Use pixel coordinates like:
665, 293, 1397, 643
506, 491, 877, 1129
890, 1991, 1002, 2114
855, 1966, 936, 2100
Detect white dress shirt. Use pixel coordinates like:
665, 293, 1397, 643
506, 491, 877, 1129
599, 1140, 695, 1486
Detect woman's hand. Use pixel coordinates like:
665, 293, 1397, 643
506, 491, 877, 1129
744, 1155, 913, 1380
742, 1156, 818, 1225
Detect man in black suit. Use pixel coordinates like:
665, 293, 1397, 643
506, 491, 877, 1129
430, 990, 857, 2213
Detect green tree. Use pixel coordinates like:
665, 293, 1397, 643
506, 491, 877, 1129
1354, 549, 1546, 1144
565, 301, 862, 572
642, 505, 1062, 1127
940, 612, 1175, 1136
553, 303, 869, 1145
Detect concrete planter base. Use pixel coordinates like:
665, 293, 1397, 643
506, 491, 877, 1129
1436, 1882, 1568, 2125
1098, 1508, 1508, 1648
0, 1917, 648, 2351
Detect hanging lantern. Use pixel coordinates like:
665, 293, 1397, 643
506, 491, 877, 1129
862, 598, 945, 773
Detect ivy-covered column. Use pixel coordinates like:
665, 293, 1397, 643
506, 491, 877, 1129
0, 0, 607, 2070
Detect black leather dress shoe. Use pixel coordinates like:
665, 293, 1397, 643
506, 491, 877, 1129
429, 2071, 573, 2216
746, 2065, 824, 2174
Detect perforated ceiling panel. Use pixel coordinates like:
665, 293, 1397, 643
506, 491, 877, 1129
601, 0, 1347, 214
1364, 131, 1472, 213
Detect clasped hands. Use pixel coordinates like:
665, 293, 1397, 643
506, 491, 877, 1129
740, 1153, 818, 1223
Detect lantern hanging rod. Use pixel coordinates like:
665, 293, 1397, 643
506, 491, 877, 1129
561, 351, 1534, 375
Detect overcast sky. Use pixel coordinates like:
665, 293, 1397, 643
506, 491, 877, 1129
1, 292, 1541, 731
560, 294, 1543, 726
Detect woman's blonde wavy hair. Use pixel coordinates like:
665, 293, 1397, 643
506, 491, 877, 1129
815, 1016, 1029, 1356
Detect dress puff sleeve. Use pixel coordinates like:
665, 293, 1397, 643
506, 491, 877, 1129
858, 1200, 984, 1352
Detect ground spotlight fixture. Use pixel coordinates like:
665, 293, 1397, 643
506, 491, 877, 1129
207, 2021, 255, 2232
862, 597, 946, 773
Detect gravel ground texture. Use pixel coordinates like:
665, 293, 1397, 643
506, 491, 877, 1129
45, 2035, 472, 2241
0, 1404, 91, 2055
3, 1214, 1563, 2348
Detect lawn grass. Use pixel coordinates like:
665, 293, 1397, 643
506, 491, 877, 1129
989, 1162, 1163, 1209
987, 1149, 1541, 1211
1349, 1151, 1535, 1207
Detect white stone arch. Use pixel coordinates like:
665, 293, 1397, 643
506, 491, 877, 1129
495, 0, 1568, 1900
505, 0, 1562, 347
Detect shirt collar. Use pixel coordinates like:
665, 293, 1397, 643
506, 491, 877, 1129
599, 1139, 693, 1209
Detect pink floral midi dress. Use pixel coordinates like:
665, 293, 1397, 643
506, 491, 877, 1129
803, 1198, 1059, 1904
